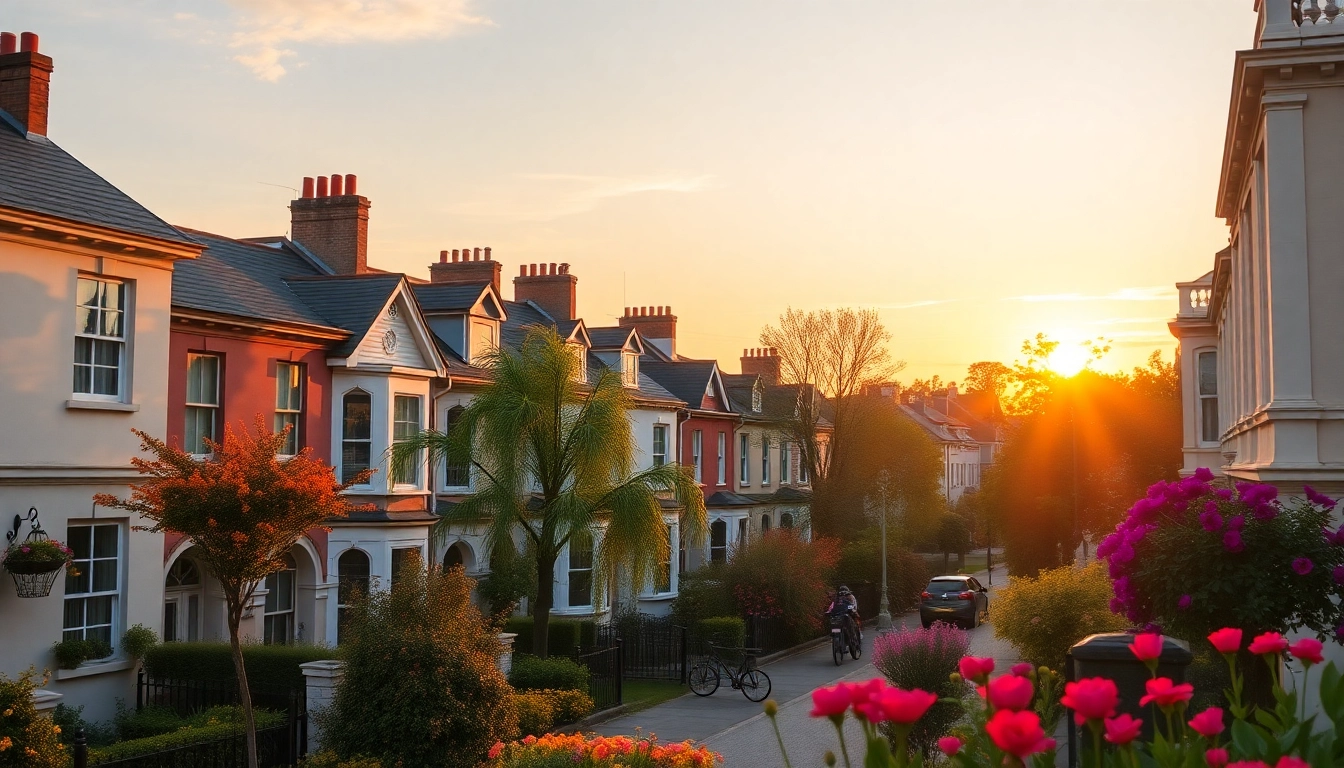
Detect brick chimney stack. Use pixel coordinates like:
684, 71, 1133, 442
290, 174, 370, 275
618, 305, 678, 359
514, 262, 577, 321
740, 347, 781, 385
429, 246, 502, 295
0, 32, 54, 137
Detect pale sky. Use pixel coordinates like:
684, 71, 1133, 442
10, 0, 1249, 383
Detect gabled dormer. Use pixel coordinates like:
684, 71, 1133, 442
562, 321, 593, 384
287, 274, 447, 376
412, 281, 508, 367
588, 326, 645, 387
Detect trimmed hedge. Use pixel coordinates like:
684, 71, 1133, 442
301, 752, 385, 768
692, 617, 746, 651
143, 642, 334, 691
504, 617, 597, 658
512, 688, 595, 737
508, 655, 589, 692
90, 707, 284, 764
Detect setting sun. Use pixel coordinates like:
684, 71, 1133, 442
1047, 342, 1091, 377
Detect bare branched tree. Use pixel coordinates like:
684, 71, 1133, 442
759, 308, 901, 534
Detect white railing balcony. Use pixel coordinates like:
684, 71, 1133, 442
1176, 281, 1211, 319
1258, 0, 1344, 48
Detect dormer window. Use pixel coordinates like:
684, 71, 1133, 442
568, 343, 588, 384
751, 386, 762, 413
622, 351, 639, 387
469, 319, 497, 365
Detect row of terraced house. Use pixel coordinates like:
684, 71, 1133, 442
0, 32, 828, 720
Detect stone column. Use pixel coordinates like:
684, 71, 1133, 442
300, 660, 345, 755
497, 632, 518, 677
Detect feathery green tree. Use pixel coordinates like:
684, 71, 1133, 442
392, 327, 707, 657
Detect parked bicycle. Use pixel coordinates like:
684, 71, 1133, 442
688, 645, 772, 702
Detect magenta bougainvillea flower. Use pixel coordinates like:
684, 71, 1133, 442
1292, 557, 1314, 575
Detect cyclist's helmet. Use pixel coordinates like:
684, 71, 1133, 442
838, 586, 852, 596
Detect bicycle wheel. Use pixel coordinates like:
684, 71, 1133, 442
740, 669, 772, 702
689, 662, 720, 696
850, 638, 862, 660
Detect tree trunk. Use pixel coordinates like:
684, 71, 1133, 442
532, 550, 558, 658
942, 552, 949, 574
226, 591, 259, 768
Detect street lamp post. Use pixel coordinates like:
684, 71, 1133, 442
876, 470, 892, 629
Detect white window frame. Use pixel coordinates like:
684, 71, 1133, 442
761, 436, 771, 485
780, 441, 791, 484
73, 276, 128, 402
622, 351, 639, 387
341, 390, 373, 486
392, 394, 423, 488
443, 405, 472, 489
709, 519, 728, 564
567, 530, 594, 608
263, 554, 296, 645
717, 432, 727, 486
652, 523, 674, 595
391, 545, 424, 587
692, 430, 703, 483
739, 433, 750, 486
1197, 349, 1219, 445
275, 361, 303, 456
64, 523, 122, 658
652, 424, 668, 467
184, 353, 220, 456
336, 548, 370, 645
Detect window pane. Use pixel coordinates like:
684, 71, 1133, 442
276, 413, 298, 455
102, 309, 123, 338
710, 521, 726, 548
163, 602, 178, 643
92, 560, 118, 593
63, 599, 84, 630
342, 444, 370, 483
93, 365, 119, 396
1201, 398, 1219, 443
102, 282, 124, 311
568, 571, 592, 606
1198, 352, 1218, 396
93, 524, 117, 557
200, 357, 218, 403
94, 339, 120, 366
278, 570, 295, 611
77, 307, 97, 335
86, 595, 114, 626
344, 393, 371, 439
77, 278, 99, 307
69, 526, 91, 560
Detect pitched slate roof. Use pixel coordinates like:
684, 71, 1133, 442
171, 229, 341, 330
499, 300, 557, 349
412, 282, 491, 312
587, 327, 637, 350
0, 114, 193, 245
641, 360, 719, 408
285, 274, 404, 357
705, 490, 757, 507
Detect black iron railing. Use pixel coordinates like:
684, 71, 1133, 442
600, 615, 688, 683
576, 643, 623, 711
87, 717, 303, 768
136, 673, 302, 718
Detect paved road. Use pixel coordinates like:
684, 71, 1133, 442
595, 565, 1021, 768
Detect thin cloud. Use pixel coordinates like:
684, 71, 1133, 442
1006, 286, 1177, 303
225, 0, 491, 81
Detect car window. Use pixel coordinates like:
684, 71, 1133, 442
928, 579, 965, 592
968, 578, 982, 591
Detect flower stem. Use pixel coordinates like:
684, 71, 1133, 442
768, 712, 793, 768
1090, 722, 1103, 768
832, 719, 852, 768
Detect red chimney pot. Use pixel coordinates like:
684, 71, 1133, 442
315, 176, 329, 197
484, 246, 492, 260
529, 264, 537, 277
439, 250, 448, 264
329, 174, 344, 196
519, 265, 527, 276
344, 174, 357, 195
19, 32, 37, 53
301, 177, 315, 198
0, 33, 16, 55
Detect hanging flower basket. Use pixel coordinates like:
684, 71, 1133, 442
3, 531, 75, 599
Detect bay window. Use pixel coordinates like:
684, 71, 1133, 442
341, 390, 372, 484
392, 395, 422, 486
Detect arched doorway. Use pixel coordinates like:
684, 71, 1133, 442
337, 549, 370, 644
442, 541, 475, 573
163, 556, 202, 642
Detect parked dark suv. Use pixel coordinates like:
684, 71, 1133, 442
919, 575, 989, 629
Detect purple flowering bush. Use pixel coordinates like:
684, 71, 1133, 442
1100, 468, 1344, 642
872, 623, 972, 755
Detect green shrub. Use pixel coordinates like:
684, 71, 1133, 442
319, 553, 517, 768
669, 565, 735, 628
89, 709, 284, 764
691, 617, 746, 652
51, 638, 113, 670
990, 561, 1128, 669
301, 751, 385, 768
509, 655, 589, 692
0, 668, 64, 768
143, 641, 333, 691
121, 624, 158, 663
536, 688, 595, 724
513, 691, 556, 737
114, 706, 184, 741
504, 617, 597, 657
51, 704, 117, 747
722, 531, 839, 645
836, 540, 930, 613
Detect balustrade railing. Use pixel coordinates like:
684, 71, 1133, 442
1260, 0, 1344, 47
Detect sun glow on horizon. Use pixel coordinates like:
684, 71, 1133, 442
1047, 342, 1092, 377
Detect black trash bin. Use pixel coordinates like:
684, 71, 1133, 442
1065, 633, 1193, 767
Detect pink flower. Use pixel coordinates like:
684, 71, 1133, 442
1103, 713, 1143, 745
1187, 707, 1225, 739
1205, 748, 1229, 768
958, 656, 995, 683
1129, 632, 1163, 662
1288, 638, 1324, 666
1249, 632, 1288, 656
1225, 762, 1269, 768
1061, 678, 1119, 723
809, 683, 853, 718
1011, 662, 1034, 677
488, 742, 505, 760
986, 674, 1034, 712
985, 710, 1055, 759
1305, 485, 1337, 509
1178, 594, 1193, 610
864, 687, 937, 724
937, 736, 961, 757
1208, 628, 1243, 655
1223, 530, 1244, 553
20, 547, 29, 553
1292, 557, 1314, 575
1139, 678, 1194, 709
1227, 514, 1245, 530
1275, 759, 1310, 768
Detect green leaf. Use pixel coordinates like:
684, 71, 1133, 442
1231, 718, 1269, 758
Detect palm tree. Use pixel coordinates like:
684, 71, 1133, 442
392, 327, 707, 657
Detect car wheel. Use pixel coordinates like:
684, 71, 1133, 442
970, 608, 980, 629
921, 619, 932, 629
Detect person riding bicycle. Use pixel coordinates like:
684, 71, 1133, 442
827, 586, 862, 642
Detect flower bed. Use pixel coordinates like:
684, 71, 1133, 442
486, 733, 719, 768
777, 627, 1344, 767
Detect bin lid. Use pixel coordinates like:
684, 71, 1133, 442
1068, 632, 1193, 664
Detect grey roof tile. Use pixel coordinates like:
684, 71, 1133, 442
0, 116, 193, 245
641, 360, 719, 408
284, 274, 403, 357
413, 282, 490, 312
